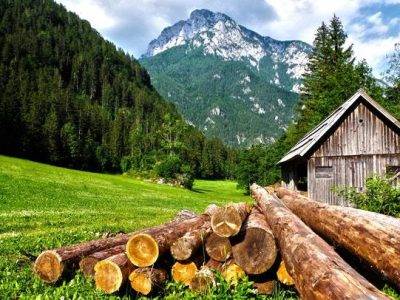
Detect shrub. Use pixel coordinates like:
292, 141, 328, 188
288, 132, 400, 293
156, 155, 182, 180
335, 175, 400, 217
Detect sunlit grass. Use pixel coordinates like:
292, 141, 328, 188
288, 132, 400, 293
0, 155, 250, 298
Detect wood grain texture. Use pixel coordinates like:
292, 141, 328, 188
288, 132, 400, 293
252, 184, 389, 300
276, 186, 400, 289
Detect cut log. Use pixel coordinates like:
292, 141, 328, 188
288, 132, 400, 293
129, 267, 167, 295
126, 213, 210, 267
210, 203, 250, 237
232, 207, 277, 274
253, 279, 276, 295
205, 232, 231, 262
222, 262, 245, 285
251, 183, 390, 300
94, 253, 135, 294
276, 187, 400, 289
204, 259, 245, 284
79, 245, 125, 277
171, 261, 198, 286
276, 260, 294, 286
189, 266, 215, 293
34, 210, 196, 283
170, 223, 212, 261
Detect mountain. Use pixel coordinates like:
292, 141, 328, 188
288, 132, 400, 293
141, 9, 312, 147
0, 0, 231, 178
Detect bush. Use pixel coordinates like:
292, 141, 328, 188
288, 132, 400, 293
155, 155, 194, 190
156, 155, 182, 180
335, 175, 400, 217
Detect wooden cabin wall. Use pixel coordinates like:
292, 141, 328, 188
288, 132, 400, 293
308, 102, 400, 205
308, 155, 400, 205
312, 102, 400, 157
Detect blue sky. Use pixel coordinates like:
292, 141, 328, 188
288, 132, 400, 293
57, 0, 399, 76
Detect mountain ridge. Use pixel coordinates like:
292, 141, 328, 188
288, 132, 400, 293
141, 9, 312, 146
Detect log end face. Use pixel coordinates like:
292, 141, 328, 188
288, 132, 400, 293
205, 233, 232, 262
126, 233, 159, 267
189, 267, 215, 293
94, 260, 123, 294
211, 206, 242, 237
34, 250, 64, 283
277, 261, 294, 286
233, 228, 277, 275
253, 280, 276, 295
171, 262, 198, 286
129, 270, 151, 295
222, 263, 245, 285
170, 239, 192, 261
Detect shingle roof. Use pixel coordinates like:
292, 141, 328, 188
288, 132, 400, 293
278, 89, 400, 164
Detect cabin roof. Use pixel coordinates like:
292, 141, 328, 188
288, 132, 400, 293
278, 89, 400, 164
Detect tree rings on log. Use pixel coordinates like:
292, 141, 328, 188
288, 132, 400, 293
126, 233, 159, 267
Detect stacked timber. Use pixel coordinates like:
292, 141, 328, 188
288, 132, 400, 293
33, 188, 398, 299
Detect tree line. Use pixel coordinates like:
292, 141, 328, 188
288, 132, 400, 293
0, 0, 235, 185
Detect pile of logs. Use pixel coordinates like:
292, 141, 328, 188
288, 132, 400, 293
33, 184, 400, 299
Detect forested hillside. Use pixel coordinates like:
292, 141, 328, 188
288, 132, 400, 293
0, 0, 233, 180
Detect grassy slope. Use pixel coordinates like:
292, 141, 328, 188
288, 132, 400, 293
0, 155, 250, 299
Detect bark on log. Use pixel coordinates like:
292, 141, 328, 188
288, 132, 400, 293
94, 253, 135, 294
171, 261, 198, 286
251, 183, 390, 300
34, 210, 196, 283
205, 232, 232, 262
129, 267, 168, 295
170, 223, 212, 261
210, 203, 250, 237
276, 187, 400, 289
232, 207, 277, 274
79, 245, 125, 277
126, 213, 210, 267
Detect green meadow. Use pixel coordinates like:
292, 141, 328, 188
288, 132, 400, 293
0, 155, 252, 298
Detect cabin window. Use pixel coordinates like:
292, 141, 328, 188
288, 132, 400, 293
315, 166, 333, 179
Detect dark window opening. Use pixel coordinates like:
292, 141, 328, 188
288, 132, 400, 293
387, 166, 400, 175
316, 166, 333, 179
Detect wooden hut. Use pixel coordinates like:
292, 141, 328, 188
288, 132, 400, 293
278, 89, 400, 206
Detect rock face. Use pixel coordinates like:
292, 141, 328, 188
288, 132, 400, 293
141, 9, 312, 147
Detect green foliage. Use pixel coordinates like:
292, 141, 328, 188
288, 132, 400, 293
161, 273, 298, 300
0, 0, 233, 180
382, 285, 400, 300
334, 175, 400, 217
236, 143, 284, 193
0, 155, 250, 298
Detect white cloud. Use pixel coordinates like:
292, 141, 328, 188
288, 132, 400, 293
56, 0, 117, 30
56, 0, 399, 76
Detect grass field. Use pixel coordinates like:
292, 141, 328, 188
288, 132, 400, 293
0, 155, 258, 299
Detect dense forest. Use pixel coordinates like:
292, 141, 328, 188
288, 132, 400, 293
236, 16, 400, 192
0, 0, 234, 184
